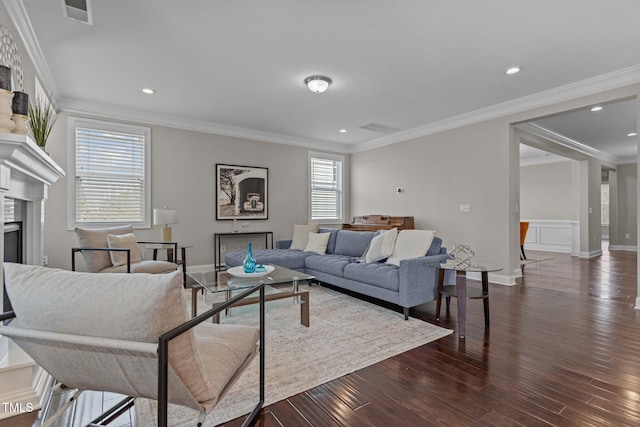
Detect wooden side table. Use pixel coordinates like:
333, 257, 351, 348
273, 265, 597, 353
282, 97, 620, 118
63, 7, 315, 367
436, 262, 502, 338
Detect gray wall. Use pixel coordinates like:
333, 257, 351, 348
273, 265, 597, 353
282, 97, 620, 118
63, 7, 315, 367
615, 163, 638, 247
44, 112, 344, 270
520, 160, 576, 220
351, 119, 515, 282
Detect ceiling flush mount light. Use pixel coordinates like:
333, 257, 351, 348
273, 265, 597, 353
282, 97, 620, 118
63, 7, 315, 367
590, 105, 603, 112
305, 75, 332, 93
339, 129, 347, 133
628, 132, 638, 137
142, 88, 155, 95
505, 67, 521, 75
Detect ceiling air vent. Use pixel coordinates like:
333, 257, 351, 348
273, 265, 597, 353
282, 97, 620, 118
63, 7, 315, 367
62, 0, 92, 25
359, 122, 400, 134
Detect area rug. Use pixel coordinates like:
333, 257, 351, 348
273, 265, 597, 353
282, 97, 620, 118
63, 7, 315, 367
135, 284, 452, 426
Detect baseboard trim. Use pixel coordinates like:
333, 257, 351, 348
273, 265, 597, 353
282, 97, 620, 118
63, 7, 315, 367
608, 245, 638, 252
572, 249, 603, 258
466, 272, 517, 286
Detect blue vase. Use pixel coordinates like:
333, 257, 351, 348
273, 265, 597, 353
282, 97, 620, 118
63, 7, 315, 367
243, 242, 257, 273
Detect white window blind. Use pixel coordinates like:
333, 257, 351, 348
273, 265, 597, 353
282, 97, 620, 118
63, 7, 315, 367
70, 118, 150, 226
310, 153, 344, 222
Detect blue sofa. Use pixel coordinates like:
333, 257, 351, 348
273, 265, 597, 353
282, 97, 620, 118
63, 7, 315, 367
225, 228, 450, 319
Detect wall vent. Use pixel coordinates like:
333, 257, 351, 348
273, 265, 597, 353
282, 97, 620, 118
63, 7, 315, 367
62, 0, 92, 25
359, 122, 400, 134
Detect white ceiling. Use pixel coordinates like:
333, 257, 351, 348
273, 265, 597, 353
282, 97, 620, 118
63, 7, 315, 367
7, 0, 640, 154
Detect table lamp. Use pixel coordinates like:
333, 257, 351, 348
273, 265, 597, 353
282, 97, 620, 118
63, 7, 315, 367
153, 207, 179, 242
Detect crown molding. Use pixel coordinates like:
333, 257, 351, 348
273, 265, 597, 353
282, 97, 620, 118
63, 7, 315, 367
3, 0, 60, 101
516, 122, 618, 164
520, 155, 571, 167
350, 65, 640, 153
58, 97, 351, 153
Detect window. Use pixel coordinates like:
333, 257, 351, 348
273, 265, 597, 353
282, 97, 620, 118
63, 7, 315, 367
68, 117, 151, 229
309, 152, 344, 223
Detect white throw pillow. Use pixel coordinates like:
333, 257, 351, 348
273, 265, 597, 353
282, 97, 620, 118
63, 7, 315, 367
107, 233, 143, 266
289, 224, 319, 250
304, 232, 331, 255
386, 230, 435, 266
365, 228, 398, 262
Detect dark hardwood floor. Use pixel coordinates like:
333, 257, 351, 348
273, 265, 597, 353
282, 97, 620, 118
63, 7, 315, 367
2, 248, 639, 426
224, 248, 640, 427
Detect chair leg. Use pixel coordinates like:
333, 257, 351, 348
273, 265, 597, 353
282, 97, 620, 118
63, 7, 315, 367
521, 245, 527, 260
41, 389, 83, 427
88, 396, 134, 426
403, 307, 409, 320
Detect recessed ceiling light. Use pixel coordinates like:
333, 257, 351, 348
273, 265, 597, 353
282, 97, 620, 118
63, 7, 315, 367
339, 129, 347, 133
628, 132, 638, 137
590, 106, 603, 112
142, 88, 155, 95
505, 67, 521, 75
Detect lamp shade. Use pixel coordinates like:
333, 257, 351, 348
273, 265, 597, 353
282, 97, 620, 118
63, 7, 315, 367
153, 208, 178, 225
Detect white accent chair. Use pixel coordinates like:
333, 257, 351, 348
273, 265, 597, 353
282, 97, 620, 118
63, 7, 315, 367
72, 225, 178, 274
1, 264, 266, 427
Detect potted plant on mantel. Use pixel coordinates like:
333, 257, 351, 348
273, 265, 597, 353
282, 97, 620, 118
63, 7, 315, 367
27, 98, 57, 151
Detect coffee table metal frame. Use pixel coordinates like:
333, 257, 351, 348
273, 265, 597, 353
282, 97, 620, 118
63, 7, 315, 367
187, 264, 313, 327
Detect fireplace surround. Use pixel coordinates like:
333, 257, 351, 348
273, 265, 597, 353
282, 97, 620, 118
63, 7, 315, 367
0, 133, 64, 420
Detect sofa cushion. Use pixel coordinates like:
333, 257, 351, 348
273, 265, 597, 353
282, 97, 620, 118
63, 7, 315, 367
304, 254, 351, 276
75, 224, 134, 272
387, 230, 435, 266
107, 233, 142, 267
333, 230, 376, 258
426, 236, 443, 256
225, 248, 311, 270
304, 232, 331, 255
318, 227, 339, 254
365, 228, 398, 263
289, 224, 319, 250
343, 262, 400, 291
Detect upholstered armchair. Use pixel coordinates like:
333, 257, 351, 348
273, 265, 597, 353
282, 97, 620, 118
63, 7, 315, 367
72, 224, 178, 274
1, 263, 266, 427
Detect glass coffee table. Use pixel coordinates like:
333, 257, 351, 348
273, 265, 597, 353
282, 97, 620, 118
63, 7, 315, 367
186, 264, 314, 327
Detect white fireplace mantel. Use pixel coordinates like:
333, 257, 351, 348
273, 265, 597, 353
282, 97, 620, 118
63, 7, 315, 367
0, 133, 64, 420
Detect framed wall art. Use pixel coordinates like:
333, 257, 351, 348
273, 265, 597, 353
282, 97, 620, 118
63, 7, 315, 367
216, 164, 268, 220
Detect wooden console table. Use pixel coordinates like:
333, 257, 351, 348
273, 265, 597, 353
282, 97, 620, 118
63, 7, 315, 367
342, 215, 414, 232
213, 231, 274, 269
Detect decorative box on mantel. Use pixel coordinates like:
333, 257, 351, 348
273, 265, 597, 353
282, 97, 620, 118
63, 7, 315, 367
0, 133, 64, 420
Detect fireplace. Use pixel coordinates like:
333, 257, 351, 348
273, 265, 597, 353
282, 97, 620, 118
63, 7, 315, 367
0, 134, 64, 420
3, 220, 22, 316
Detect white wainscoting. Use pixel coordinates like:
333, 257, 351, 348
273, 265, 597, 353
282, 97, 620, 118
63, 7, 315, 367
523, 219, 578, 254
